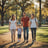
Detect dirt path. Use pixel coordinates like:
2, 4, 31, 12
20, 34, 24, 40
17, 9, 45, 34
0, 32, 48, 48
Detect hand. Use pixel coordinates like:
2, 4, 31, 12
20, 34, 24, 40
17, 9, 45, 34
37, 27, 38, 29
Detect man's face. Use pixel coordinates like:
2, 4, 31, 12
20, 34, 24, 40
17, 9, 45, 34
23, 13, 26, 17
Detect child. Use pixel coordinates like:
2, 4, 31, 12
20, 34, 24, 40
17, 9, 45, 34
17, 24, 22, 42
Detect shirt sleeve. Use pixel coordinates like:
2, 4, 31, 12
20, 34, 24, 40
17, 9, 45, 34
15, 19, 16, 22
21, 17, 23, 22
30, 19, 32, 22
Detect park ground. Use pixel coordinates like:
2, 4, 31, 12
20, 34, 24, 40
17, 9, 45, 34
0, 25, 48, 48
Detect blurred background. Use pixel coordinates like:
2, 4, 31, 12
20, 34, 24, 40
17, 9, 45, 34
0, 0, 48, 26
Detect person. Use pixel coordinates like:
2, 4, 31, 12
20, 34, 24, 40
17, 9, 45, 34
9, 14, 17, 42
21, 12, 29, 43
17, 24, 22, 42
30, 14, 38, 43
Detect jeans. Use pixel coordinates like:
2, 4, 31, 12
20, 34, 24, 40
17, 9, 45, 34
31, 28, 36, 41
23, 27, 29, 41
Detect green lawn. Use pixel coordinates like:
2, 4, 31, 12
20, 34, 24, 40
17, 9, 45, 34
36, 27, 48, 43
0, 25, 9, 34
0, 25, 48, 42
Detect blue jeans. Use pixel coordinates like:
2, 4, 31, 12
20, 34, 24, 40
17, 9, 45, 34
23, 27, 29, 41
31, 28, 36, 41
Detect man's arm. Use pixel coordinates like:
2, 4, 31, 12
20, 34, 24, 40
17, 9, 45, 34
21, 18, 23, 25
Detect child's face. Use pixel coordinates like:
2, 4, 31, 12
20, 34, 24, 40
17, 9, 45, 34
18, 25, 21, 28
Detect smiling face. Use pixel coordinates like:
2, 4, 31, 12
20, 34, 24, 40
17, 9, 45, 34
23, 12, 26, 17
31, 14, 34, 19
12, 14, 16, 20
13, 16, 15, 19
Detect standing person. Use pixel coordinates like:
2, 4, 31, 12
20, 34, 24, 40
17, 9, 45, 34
30, 14, 38, 44
17, 24, 22, 42
21, 12, 29, 43
9, 14, 17, 42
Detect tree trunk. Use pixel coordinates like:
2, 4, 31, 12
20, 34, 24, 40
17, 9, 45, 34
1, 13, 4, 26
39, 0, 42, 27
21, 6, 24, 16
1, 5, 4, 26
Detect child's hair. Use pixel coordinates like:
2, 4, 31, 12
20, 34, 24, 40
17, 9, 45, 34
18, 24, 21, 26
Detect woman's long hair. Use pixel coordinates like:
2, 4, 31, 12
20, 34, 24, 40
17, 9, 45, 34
31, 14, 35, 19
11, 14, 16, 21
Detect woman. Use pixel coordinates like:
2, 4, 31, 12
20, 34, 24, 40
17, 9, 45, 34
30, 14, 38, 43
9, 14, 17, 42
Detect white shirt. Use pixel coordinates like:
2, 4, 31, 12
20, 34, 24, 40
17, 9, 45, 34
30, 18, 38, 28
9, 19, 16, 29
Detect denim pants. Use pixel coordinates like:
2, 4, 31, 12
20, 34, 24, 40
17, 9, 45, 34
23, 27, 29, 41
31, 28, 36, 41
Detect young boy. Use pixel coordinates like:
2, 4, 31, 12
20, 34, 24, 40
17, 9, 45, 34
17, 24, 22, 42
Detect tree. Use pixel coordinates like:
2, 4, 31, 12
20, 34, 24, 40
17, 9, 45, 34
39, 0, 42, 27
0, 0, 15, 26
15, 0, 32, 16
0, 0, 33, 26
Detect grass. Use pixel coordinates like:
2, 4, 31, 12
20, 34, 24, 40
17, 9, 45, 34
0, 25, 9, 34
0, 25, 48, 42
36, 27, 48, 43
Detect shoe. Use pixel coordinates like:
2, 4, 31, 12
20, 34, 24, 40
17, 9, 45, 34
26, 40, 28, 43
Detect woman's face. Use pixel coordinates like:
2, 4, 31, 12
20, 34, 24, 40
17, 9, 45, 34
31, 15, 34, 18
13, 16, 15, 19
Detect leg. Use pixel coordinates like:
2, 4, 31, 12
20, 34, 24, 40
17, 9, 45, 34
31, 28, 34, 41
23, 27, 26, 41
18, 34, 21, 42
26, 27, 29, 41
11, 29, 13, 42
13, 29, 16, 42
34, 28, 36, 41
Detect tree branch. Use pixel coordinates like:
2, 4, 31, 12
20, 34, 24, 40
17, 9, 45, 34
2, 0, 6, 6
4, 4, 16, 13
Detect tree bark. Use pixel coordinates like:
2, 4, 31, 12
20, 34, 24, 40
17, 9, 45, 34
39, 0, 42, 27
1, 12, 4, 26
1, 5, 4, 26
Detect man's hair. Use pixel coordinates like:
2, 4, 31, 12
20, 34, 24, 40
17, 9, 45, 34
32, 14, 34, 17
23, 12, 26, 14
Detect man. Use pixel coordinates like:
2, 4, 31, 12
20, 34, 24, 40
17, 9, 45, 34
21, 12, 29, 43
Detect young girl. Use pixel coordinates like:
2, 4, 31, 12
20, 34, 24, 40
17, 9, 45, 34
9, 14, 17, 42
17, 24, 22, 42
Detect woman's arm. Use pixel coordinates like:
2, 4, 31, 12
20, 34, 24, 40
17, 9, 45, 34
9, 22, 11, 31
36, 18, 38, 28
15, 22, 17, 30
29, 21, 31, 28
36, 22, 38, 27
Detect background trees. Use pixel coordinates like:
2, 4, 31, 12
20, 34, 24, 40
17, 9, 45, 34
0, 0, 48, 26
